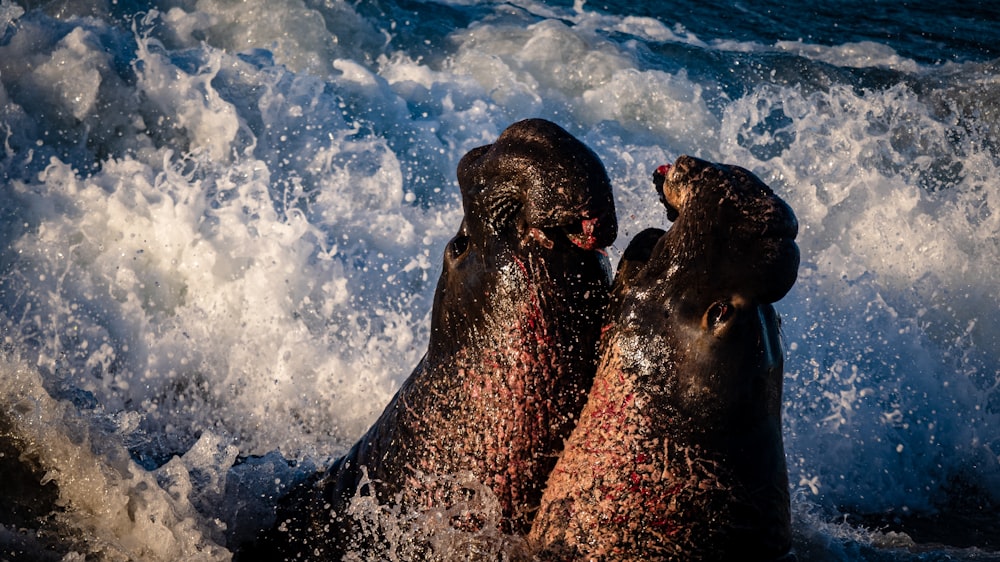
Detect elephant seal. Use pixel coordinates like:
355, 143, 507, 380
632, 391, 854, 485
528, 155, 799, 561
250, 119, 617, 560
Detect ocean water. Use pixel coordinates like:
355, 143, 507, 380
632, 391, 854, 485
1, 0, 998, 560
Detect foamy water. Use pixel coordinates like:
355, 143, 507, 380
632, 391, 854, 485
1, 0, 998, 559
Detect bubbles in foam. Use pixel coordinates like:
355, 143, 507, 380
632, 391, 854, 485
156, 0, 385, 75
0, 355, 230, 561
774, 40, 921, 73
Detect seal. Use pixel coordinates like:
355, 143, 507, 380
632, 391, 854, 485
528, 155, 800, 561
250, 119, 617, 560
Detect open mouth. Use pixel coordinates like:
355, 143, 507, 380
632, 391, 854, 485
530, 215, 612, 252
653, 163, 680, 222
563, 216, 603, 251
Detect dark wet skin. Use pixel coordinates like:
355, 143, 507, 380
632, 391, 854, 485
529, 155, 800, 561
245, 119, 617, 560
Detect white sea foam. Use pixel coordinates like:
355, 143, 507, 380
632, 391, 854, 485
0, 355, 231, 560
1, 0, 998, 559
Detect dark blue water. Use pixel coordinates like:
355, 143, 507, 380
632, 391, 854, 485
592, 0, 1000, 62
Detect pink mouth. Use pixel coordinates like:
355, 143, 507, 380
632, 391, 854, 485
653, 163, 679, 221
567, 216, 601, 251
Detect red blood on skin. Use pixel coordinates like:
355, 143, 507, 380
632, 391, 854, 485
568, 216, 603, 250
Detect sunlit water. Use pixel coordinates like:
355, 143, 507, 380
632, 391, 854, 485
1, 0, 999, 560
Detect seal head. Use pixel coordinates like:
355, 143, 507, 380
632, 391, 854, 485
456, 117, 617, 252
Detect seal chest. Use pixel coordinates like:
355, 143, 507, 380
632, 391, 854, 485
529, 155, 800, 561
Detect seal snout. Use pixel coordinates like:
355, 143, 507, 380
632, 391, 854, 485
761, 197, 799, 240
653, 161, 682, 221
654, 156, 799, 245
653, 163, 673, 190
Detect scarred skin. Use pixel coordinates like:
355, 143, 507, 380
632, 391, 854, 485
528, 155, 800, 561
249, 119, 617, 560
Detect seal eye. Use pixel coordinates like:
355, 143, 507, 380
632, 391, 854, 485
703, 301, 734, 332
449, 235, 470, 260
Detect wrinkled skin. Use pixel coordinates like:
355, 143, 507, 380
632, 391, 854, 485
248, 119, 617, 560
529, 155, 800, 561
